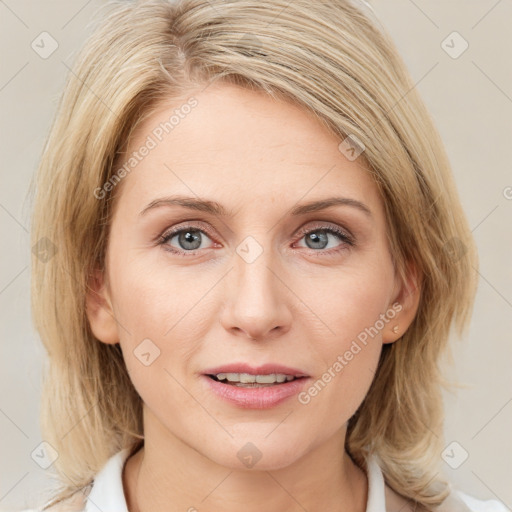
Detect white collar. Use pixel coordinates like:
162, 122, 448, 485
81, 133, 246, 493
84, 448, 387, 512
83, 447, 502, 512
33, 448, 509, 512
49, 448, 509, 512
84, 448, 130, 512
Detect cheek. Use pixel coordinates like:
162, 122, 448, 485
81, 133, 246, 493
108, 253, 215, 391
294, 258, 393, 414
110, 251, 203, 338
302, 255, 394, 346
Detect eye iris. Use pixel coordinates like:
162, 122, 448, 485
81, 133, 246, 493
179, 230, 202, 250
306, 231, 328, 249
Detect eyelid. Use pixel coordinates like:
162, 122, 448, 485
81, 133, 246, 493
157, 219, 356, 256
158, 220, 353, 243
157, 221, 216, 246
295, 221, 355, 244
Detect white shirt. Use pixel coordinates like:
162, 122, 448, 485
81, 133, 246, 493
23, 448, 508, 512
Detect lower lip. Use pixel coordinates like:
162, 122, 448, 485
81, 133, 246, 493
202, 375, 309, 409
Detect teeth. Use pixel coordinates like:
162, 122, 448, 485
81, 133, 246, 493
215, 373, 297, 384
240, 373, 256, 383
256, 374, 277, 384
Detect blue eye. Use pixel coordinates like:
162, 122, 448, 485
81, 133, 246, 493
296, 226, 354, 252
159, 227, 213, 254
158, 223, 354, 257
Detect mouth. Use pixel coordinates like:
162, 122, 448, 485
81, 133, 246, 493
206, 373, 307, 388
202, 371, 310, 409
200, 363, 310, 408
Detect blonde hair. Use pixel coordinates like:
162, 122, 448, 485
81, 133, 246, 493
30, 0, 478, 509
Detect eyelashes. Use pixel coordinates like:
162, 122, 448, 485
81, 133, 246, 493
295, 225, 354, 251
157, 222, 355, 257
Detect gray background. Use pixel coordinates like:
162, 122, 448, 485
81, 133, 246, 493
1, 0, 511, 510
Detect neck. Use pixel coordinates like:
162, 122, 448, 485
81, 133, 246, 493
123, 409, 368, 512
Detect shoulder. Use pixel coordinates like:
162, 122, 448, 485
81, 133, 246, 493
384, 484, 509, 512
19, 447, 133, 512
455, 490, 509, 512
430, 488, 509, 512
19, 485, 91, 512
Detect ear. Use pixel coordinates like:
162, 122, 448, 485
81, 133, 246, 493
85, 267, 120, 345
382, 261, 421, 344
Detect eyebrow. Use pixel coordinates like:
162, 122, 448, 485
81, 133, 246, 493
139, 195, 372, 218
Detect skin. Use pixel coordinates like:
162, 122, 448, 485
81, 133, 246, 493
86, 82, 421, 512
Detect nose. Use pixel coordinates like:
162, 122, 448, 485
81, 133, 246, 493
219, 246, 293, 341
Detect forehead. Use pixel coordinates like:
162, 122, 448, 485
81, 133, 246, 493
115, 82, 381, 217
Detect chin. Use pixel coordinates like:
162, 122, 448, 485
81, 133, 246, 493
204, 432, 308, 471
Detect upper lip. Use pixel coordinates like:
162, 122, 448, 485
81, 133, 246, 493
203, 363, 309, 378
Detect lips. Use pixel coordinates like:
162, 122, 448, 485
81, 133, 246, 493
202, 363, 310, 379
201, 364, 311, 409
200, 363, 311, 408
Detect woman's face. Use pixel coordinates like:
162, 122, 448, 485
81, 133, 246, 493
89, 82, 415, 470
